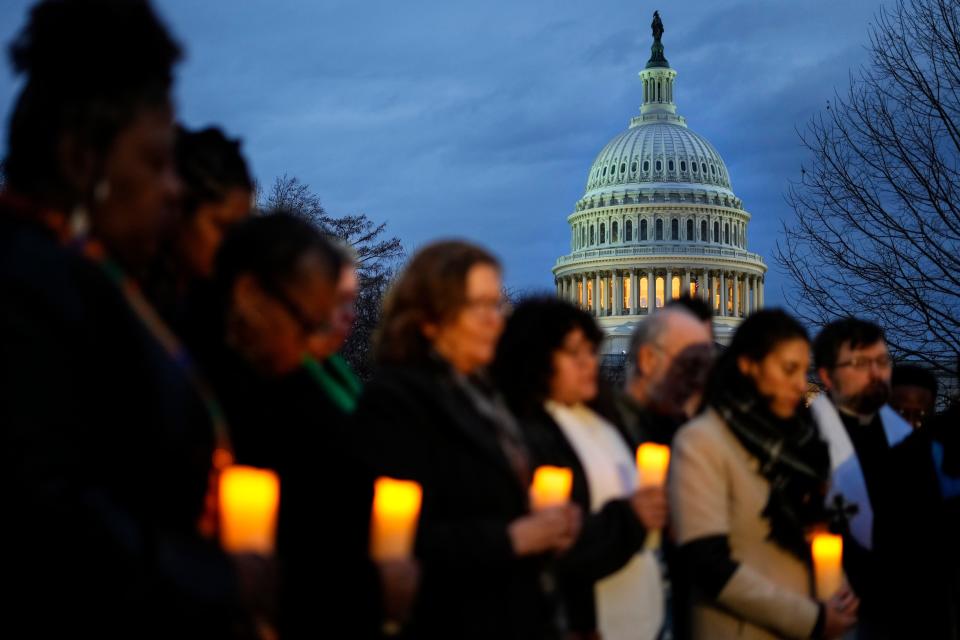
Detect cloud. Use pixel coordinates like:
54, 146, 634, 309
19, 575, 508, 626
0, 0, 888, 309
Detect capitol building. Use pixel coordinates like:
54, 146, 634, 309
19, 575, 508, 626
553, 13, 766, 351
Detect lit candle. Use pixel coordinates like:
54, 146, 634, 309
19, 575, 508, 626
812, 532, 844, 600
370, 477, 423, 561
636, 443, 671, 550
219, 465, 280, 555
530, 465, 573, 511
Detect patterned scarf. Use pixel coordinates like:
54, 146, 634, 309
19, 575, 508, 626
712, 388, 831, 560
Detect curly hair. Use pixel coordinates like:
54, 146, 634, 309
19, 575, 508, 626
373, 240, 500, 366
491, 296, 603, 417
5, 0, 182, 202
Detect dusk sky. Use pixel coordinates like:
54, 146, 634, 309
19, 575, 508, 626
0, 1, 888, 306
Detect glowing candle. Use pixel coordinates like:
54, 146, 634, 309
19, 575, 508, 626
812, 532, 844, 600
219, 465, 280, 554
637, 443, 671, 550
370, 477, 423, 561
530, 466, 573, 511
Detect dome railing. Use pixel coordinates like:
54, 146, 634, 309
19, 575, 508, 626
554, 244, 766, 267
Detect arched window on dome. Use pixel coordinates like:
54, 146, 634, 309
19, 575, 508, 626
714, 221, 720, 242
600, 223, 606, 244
692, 162, 698, 174
669, 160, 675, 172
643, 160, 650, 172
602, 166, 607, 177
612, 221, 619, 243
701, 220, 708, 243
702, 163, 708, 174
656, 160, 662, 172
671, 219, 679, 241
590, 225, 595, 245
620, 163, 626, 174
686, 219, 694, 241
655, 219, 663, 241
711, 164, 716, 176
641, 219, 648, 241
610, 164, 616, 178
680, 160, 687, 172
725, 223, 730, 245
625, 220, 633, 242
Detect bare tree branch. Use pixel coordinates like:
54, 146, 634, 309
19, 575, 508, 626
776, 0, 960, 379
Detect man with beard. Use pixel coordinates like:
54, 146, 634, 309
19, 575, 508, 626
811, 319, 948, 639
604, 307, 713, 640
613, 308, 714, 445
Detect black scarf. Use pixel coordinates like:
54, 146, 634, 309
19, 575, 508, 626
712, 388, 831, 560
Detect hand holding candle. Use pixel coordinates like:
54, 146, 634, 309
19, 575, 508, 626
219, 465, 280, 555
530, 465, 573, 511
370, 477, 423, 562
812, 532, 844, 600
636, 443, 671, 550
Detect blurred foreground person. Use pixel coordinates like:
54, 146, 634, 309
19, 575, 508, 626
307, 246, 362, 411
0, 0, 250, 636
354, 241, 581, 639
198, 213, 409, 638
493, 297, 668, 640
671, 310, 858, 639
147, 125, 252, 329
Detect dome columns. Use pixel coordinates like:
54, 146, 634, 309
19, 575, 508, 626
556, 267, 763, 320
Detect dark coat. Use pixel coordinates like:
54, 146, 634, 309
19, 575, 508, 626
838, 411, 955, 639
352, 359, 561, 640
517, 405, 648, 634
0, 208, 245, 638
196, 341, 382, 640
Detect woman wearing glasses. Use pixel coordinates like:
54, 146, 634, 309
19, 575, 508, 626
491, 297, 669, 640
353, 241, 582, 639
195, 213, 390, 638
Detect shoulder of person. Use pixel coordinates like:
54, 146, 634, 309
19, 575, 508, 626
674, 408, 728, 446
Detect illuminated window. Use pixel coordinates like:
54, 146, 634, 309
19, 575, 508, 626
640, 276, 649, 309
656, 277, 665, 308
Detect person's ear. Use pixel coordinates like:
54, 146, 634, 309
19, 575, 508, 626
638, 343, 658, 378
737, 354, 758, 379
818, 367, 835, 392
232, 273, 266, 325
421, 321, 439, 341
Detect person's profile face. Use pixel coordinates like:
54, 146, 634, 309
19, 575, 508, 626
92, 104, 181, 272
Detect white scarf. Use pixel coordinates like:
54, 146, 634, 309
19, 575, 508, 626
545, 401, 663, 640
809, 394, 911, 549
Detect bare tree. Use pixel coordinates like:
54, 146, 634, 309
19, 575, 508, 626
261, 174, 404, 378
777, 0, 960, 377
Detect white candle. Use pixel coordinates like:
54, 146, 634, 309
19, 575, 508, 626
636, 443, 671, 550
812, 532, 844, 600
530, 466, 573, 511
219, 465, 280, 554
370, 477, 423, 561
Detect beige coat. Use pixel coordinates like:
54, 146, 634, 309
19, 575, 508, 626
670, 409, 820, 640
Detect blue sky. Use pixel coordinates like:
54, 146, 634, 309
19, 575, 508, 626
0, 0, 886, 305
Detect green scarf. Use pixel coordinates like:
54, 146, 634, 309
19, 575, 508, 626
303, 354, 362, 414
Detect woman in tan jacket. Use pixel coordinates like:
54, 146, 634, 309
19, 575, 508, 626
670, 310, 859, 639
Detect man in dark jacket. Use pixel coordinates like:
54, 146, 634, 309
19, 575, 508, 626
812, 319, 951, 639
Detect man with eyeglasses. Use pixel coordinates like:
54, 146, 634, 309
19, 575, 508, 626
811, 318, 948, 639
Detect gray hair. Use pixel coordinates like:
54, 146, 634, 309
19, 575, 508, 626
625, 308, 696, 380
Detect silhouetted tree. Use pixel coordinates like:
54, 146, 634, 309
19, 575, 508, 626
261, 175, 404, 378
777, 0, 960, 377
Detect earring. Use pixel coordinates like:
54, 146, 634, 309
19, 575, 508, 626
69, 203, 89, 238
93, 179, 111, 204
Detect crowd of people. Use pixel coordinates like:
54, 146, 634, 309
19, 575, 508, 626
1, 1, 958, 638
